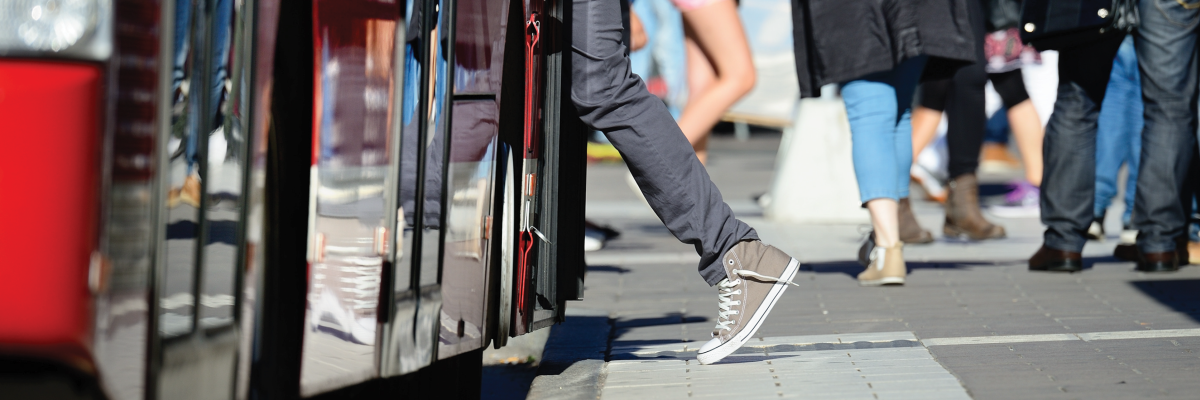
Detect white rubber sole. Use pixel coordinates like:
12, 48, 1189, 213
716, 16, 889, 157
858, 276, 905, 286
696, 258, 800, 365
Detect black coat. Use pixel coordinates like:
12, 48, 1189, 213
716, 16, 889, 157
791, 0, 977, 98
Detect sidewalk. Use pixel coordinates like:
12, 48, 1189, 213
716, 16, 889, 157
530, 134, 1200, 399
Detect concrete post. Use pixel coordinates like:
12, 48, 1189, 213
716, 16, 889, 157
764, 86, 869, 223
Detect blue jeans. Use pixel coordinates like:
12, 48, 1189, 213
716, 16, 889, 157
629, 0, 686, 117
1094, 36, 1143, 226
1132, 0, 1200, 253
842, 57, 926, 203
175, 0, 232, 174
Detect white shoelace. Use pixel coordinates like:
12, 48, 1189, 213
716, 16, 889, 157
713, 269, 799, 333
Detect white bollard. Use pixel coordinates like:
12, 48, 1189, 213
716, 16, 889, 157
764, 86, 869, 223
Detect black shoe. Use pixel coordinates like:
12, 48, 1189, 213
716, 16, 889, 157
1137, 250, 1180, 272
1114, 243, 1138, 262
1029, 245, 1083, 272
858, 231, 875, 267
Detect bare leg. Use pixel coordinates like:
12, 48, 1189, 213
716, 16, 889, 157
684, 35, 716, 164
1007, 100, 1044, 186
678, 0, 756, 164
910, 106, 942, 160
868, 199, 900, 247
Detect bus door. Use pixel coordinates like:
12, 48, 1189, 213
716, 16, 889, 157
502, 0, 586, 340
380, 0, 449, 376
296, 0, 403, 395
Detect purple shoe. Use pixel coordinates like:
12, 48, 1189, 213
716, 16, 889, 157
991, 181, 1040, 218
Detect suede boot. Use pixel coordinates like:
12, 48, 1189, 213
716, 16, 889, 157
944, 173, 1006, 240
899, 198, 934, 244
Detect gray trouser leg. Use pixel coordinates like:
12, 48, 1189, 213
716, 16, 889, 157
570, 0, 757, 286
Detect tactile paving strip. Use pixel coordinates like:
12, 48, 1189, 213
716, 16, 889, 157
602, 332, 971, 399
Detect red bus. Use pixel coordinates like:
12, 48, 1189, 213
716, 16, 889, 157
0, 0, 585, 398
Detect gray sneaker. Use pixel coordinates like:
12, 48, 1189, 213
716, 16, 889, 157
697, 241, 800, 365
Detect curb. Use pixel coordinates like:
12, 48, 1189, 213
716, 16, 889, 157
526, 308, 612, 400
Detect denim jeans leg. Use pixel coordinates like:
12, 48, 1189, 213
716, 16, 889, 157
1041, 35, 1123, 252
843, 58, 923, 204
1043, 81, 1101, 252
844, 80, 901, 203
1094, 37, 1143, 221
1133, 0, 1200, 253
1122, 99, 1143, 226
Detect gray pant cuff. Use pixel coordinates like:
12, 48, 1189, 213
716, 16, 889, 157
1045, 235, 1085, 253
1138, 240, 1176, 254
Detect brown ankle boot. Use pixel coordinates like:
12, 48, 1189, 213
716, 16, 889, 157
899, 198, 934, 244
944, 173, 1006, 240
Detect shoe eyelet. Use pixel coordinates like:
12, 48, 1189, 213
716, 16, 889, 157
727, 259, 734, 265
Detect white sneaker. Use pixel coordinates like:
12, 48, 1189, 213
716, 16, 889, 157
1086, 220, 1105, 241
697, 241, 799, 365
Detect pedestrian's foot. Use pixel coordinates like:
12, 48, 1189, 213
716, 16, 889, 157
899, 198, 934, 244
1188, 241, 1200, 265
1113, 226, 1139, 261
1137, 250, 1180, 273
168, 173, 202, 208
857, 230, 875, 267
697, 241, 799, 365
1132, 236, 1189, 272
857, 243, 905, 286
1086, 217, 1105, 241
944, 174, 1007, 240
1028, 245, 1082, 272
910, 165, 946, 204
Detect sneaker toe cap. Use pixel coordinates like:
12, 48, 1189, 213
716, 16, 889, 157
698, 337, 722, 354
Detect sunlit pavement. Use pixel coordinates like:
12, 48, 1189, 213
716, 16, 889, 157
527, 133, 1200, 399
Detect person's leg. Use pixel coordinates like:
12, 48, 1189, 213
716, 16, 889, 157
173, 0, 192, 93
844, 58, 923, 246
844, 79, 902, 247
649, 0, 688, 116
942, 55, 1006, 239
1095, 36, 1141, 224
944, 62, 987, 181
676, 0, 756, 164
682, 34, 715, 163
1040, 34, 1124, 254
1132, 0, 1199, 264
209, 0, 233, 128
845, 57, 924, 285
571, 0, 758, 286
912, 79, 949, 159
991, 69, 1043, 185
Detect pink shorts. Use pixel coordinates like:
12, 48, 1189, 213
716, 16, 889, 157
671, 0, 721, 12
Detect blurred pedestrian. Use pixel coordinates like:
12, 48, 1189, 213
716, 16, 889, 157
1027, 0, 1195, 273
791, 0, 976, 286
910, 0, 1027, 239
572, 0, 800, 364
672, 0, 755, 165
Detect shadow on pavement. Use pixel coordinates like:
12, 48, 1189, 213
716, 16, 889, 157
586, 265, 631, 274
802, 256, 1118, 279
481, 364, 539, 400
1129, 278, 1200, 324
